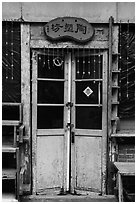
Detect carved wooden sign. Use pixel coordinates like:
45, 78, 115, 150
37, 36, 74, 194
44, 17, 94, 43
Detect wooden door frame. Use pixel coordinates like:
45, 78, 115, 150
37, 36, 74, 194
31, 48, 108, 195
31, 50, 38, 194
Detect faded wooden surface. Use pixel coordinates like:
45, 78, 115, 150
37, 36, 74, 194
30, 40, 109, 50
30, 24, 109, 41
31, 50, 38, 194
36, 136, 64, 193
75, 136, 102, 192
101, 51, 108, 194
30, 24, 119, 53
21, 24, 31, 192
2, 2, 135, 23
114, 162, 135, 175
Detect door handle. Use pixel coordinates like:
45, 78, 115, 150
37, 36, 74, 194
71, 131, 75, 144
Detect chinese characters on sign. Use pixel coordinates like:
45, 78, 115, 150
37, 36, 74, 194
51, 23, 87, 34
44, 17, 94, 43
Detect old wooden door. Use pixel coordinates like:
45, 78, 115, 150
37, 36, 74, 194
32, 48, 108, 194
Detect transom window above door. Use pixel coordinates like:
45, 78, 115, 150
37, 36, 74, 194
37, 48, 102, 79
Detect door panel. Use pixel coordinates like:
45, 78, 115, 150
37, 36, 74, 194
32, 49, 66, 194
75, 136, 101, 192
36, 136, 64, 193
71, 50, 108, 194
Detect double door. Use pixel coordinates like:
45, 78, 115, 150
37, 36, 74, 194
32, 48, 108, 194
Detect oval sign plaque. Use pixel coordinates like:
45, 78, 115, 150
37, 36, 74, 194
44, 17, 94, 43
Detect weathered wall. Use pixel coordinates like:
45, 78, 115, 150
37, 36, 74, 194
2, 2, 135, 23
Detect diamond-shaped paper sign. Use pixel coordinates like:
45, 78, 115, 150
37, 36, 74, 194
83, 86, 93, 97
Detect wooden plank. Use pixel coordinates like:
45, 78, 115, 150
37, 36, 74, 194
2, 121, 20, 126
2, 103, 21, 106
71, 52, 76, 194
16, 148, 20, 200
63, 54, 69, 193
37, 104, 64, 106
2, 192, 17, 202
21, 23, 31, 193
30, 40, 108, 49
2, 169, 16, 180
32, 50, 38, 194
75, 104, 102, 107
111, 133, 135, 137
37, 78, 65, 82
75, 129, 102, 136
75, 79, 103, 82
108, 16, 113, 138
75, 136, 102, 193
101, 51, 108, 194
36, 136, 64, 194
112, 25, 119, 54
2, 145, 16, 153
13, 126, 16, 146
114, 162, 135, 175
37, 129, 64, 136
66, 52, 71, 191
118, 172, 123, 202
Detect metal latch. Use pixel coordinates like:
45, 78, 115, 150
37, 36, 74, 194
66, 102, 73, 107
71, 131, 75, 144
66, 123, 74, 129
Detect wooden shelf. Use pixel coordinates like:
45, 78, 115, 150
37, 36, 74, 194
2, 145, 17, 153
2, 192, 17, 202
114, 162, 135, 176
2, 135, 16, 152
2, 168, 16, 180
111, 131, 135, 138
2, 120, 20, 126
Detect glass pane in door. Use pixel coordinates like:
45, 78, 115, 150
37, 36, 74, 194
75, 54, 102, 79
76, 106, 102, 129
76, 81, 102, 104
38, 50, 64, 79
38, 81, 64, 104
37, 106, 64, 129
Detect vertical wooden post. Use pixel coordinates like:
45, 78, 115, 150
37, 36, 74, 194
101, 51, 108, 194
63, 54, 68, 193
108, 16, 113, 139
106, 16, 113, 195
66, 52, 71, 191
31, 51, 38, 194
118, 172, 123, 202
21, 23, 31, 193
71, 52, 76, 194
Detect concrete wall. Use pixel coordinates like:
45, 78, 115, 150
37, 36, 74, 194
2, 2, 135, 23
